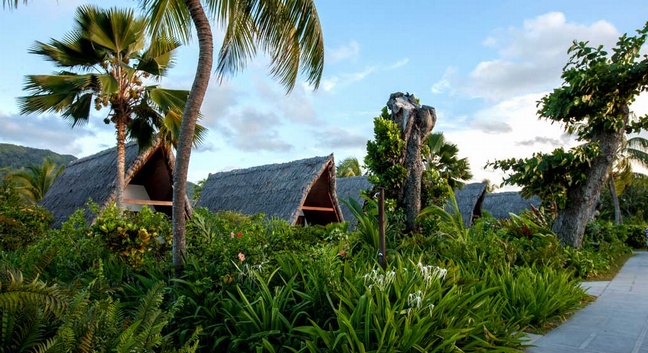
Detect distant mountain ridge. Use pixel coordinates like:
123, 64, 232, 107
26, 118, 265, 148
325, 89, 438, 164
0, 143, 77, 170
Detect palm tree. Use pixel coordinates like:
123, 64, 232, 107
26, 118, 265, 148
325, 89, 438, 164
140, 0, 324, 272
424, 132, 473, 189
18, 5, 192, 210
337, 157, 363, 177
608, 135, 648, 224
1, 0, 24, 8
5, 158, 64, 204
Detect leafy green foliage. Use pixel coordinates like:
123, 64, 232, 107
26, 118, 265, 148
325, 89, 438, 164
0, 182, 53, 251
365, 112, 407, 196
90, 204, 172, 268
4, 157, 64, 204
336, 156, 363, 177
488, 144, 600, 210
0, 269, 67, 353
494, 266, 585, 329
424, 132, 473, 190
0, 190, 635, 351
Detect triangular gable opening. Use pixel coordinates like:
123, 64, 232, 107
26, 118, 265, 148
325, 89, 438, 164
298, 165, 340, 226
123, 148, 173, 217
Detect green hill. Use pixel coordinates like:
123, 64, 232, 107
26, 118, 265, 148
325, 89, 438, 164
0, 143, 77, 171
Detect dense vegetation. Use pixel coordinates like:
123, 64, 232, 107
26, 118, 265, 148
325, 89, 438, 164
0, 181, 637, 352
0, 143, 75, 171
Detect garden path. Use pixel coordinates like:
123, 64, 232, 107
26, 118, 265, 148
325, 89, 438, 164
527, 251, 648, 353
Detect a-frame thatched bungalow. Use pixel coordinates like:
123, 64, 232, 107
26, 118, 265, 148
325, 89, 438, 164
196, 155, 343, 226
40, 141, 191, 227
481, 192, 541, 219
336, 175, 372, 230
447, 182, 487, 227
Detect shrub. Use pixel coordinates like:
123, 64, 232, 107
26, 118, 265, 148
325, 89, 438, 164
0, 182, 53, 251
622, 224, 646, 249
300, 258, 524, 352
493, 265, 586, 329
89, 203, 172, 268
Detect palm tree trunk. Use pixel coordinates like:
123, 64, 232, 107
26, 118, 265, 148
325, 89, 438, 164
172, 0, 213, 274
115, 120, 126, 210
609, 175, 623, 225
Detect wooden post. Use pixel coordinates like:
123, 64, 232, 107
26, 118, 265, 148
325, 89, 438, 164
378, 187, 387, 269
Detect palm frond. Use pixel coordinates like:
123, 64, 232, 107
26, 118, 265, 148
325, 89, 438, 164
78, 5, 146, 56
216, 0, 323, 92
148, 88, 189, 111
30, 35, 104, 68
138, 37, 182, 76
140, 0, 193, 43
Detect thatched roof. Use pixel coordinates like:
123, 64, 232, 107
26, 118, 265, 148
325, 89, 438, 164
197, 154, 343, 226
482, 191, 541, 219
336, 176, 372, 229
40, 141, 190, 227
447, 182, 487, 227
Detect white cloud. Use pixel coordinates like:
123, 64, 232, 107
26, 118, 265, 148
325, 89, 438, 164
431, 67, 457, 94
468, 12, 620, 100
211, 108, 293, 152
314, 127, 368, 149
444, 93, 578, 187
0, 113, 114, 156
253, 78, 318, 123
387, 58, 410, 69
319, 66, 375, 93
326, 41, 360, 64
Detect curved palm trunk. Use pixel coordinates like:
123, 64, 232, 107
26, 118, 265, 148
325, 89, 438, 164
609, 174, 623, 225
115, 120, 126, 210
172, 0, 213, 274
552, 106, 629, 248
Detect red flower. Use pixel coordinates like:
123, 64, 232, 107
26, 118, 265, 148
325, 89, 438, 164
237, 232, 242, 237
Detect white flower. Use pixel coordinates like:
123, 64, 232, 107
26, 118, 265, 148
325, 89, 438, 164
364, 269, 396, 291
417, 262, 447, 285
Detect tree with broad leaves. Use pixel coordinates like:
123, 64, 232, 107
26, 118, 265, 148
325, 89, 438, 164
490, 22, 648, 248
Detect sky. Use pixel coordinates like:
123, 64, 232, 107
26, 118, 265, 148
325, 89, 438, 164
1, 0, 647, 189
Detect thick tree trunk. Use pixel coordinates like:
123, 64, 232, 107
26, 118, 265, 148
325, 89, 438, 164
172, 0, 213, 274
609, 174, 623, 225
552, 106, 628, 248
115, 121, 126, 210
386, 93, 436, 233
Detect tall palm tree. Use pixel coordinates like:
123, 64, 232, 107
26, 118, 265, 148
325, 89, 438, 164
140, 0, 325, 271
337, 157, 363, 177
1, 0, 24, 8
608, 135, 648, 224
424, 132, 473, 189
5, 158, 64, 204
18, 5, 193, 209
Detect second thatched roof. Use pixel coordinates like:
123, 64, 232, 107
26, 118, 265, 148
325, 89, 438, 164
482, 191, 541, 219
197, 154, 343, 225
447, 182, 487, 227
336, 175, 372, 229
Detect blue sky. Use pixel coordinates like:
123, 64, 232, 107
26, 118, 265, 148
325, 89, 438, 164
1, 1, 647, 187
